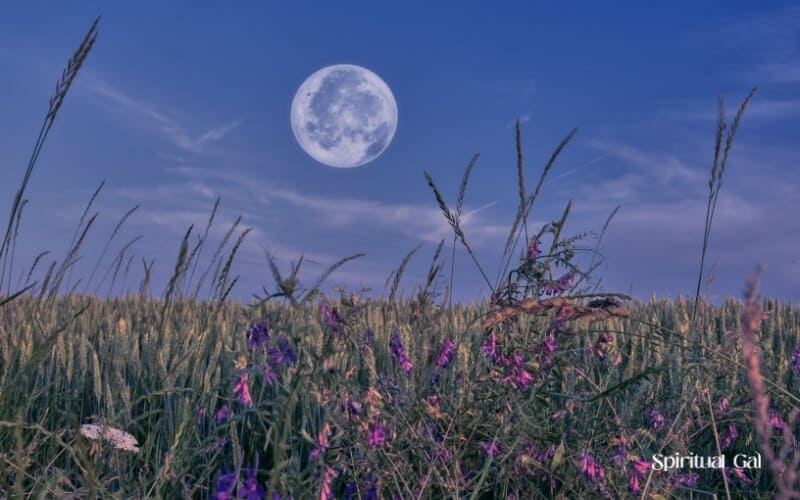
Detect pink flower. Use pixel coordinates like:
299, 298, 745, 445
579, 452, 606, 485
310, 423, 332, 461
233, 373, 253, 407
367, 422, 387, 448
215, 405, 232, 425
527, 236, 541, 261
480, 440, 501, 458
320, 466, 338, 500
435, 337, 456, 369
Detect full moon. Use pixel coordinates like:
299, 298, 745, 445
290, 64, 398, 168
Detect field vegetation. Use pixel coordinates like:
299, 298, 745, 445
1, 18, 798, 499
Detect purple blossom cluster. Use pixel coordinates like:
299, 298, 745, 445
320, 302, 347, 335
645, 408, 666, 431
390, 329, 413, 374
721, 423, 739, 450
434, 337, 456, 370
587, 332, 614, 360
541, 272, 574, 296
246, 321, 270, 351
579, 452, 606, 486
212, 460, 265, 500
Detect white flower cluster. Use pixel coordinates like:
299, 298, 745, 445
79, 424, 140, 454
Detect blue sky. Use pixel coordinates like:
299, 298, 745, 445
0, 2, 798, 304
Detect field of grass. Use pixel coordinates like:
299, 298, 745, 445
1, 18, 799, 500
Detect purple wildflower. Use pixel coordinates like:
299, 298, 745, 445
579, 452, 606, 485
630, 459, 651, 478
269, 336, 297, 366
233, 373, 253, 407
215, 405, 232, 425
320, 466, 338, 500
527, 236, 541, 261
500, 355, 534, 390
238, 461, 265, 500
611, 446, 627, 464
212, 468, 238, 500
533, 443, 556, 464
390, 329, 413, 374
646, 408, 665, 431
480, 333, 497, 360
722, 423, 739, 450
246, 321, 270, 350
367, 422, 387, 448
719, 397, 730, 415
309, 423, 331, 461
768, 409, 786, 431
320, 302, 346, 335
673, 472, 699, 487
793, 345, 800, 376
262, 361, 280, 386
730, 467, 754, 486
480, 439, 501, 458
629, 475, 641, 495
435, 337, 456, 369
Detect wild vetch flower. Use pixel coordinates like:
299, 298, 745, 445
768, 409, 786, 430
588, 334, 613, 359
310, 423, 332, 461
269, 336, 297, 366
480, 439, 501, 458
480, 333, 497, 360
579, 452, 606, 485
390, 329, 413, 374
233, 373, 253, 407
527, 236, 541, 261
674, 472, 700, 487
792, 345, 800, 376
262, 360, 280, 386
246, 321, 270, 350
722, 423, 738, 450
629, 475, 642, 495
320, 466, 338, 500
719, 397, 730, 415
212, 468, 238, 500
630, 458, 650, 478
730, 467, 754, 486
645, 409, 665, 431
215, 405, 232, 425
238, 461, 265, 500
500, 355, 534, 390
320, 302, 346, 335
435, 337, 456, 369
367, 422, 387, 448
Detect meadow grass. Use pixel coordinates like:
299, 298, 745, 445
1, 17, 799, 500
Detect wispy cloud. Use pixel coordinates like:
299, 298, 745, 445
659, 98, 800, 123
714, 6, 800, 84
147, 165, 509, 247
81, 77, 242, 155
585, 138, 704, 187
